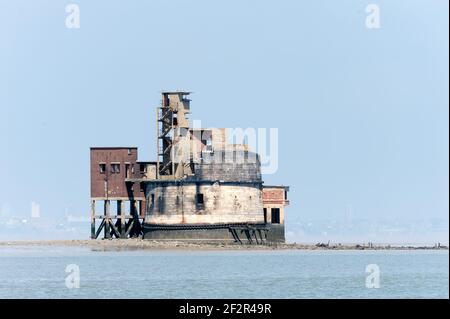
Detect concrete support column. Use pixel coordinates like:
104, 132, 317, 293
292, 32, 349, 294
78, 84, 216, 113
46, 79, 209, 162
138, 200, 143, 217
90, 200, 95, 239
143, 199, 147, 218
130, 200, 137, 217
119, 200, 126, 238
130, 200, 138, 238
104, 200, 111, 239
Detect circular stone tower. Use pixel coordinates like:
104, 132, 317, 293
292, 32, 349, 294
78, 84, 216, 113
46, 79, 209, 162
142, 150, 266, 242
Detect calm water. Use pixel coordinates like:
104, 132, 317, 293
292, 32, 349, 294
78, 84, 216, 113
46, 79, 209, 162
0, 246, 448, 298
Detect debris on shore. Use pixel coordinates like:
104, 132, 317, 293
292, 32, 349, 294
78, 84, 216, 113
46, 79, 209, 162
0, 239, 447, 251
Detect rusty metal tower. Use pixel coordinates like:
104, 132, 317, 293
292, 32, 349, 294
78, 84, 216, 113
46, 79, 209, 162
156, 91, 191, 179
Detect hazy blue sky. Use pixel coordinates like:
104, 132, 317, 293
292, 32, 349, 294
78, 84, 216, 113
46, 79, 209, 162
0, 1, 448, 233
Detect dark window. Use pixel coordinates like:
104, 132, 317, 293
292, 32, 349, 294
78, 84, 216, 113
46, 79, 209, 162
128, 148, 132, 155
196, 193, 204, 204
271, 208, 280, 224
99, 163, 106, 174
284, 190, 288, 200
151, 194, 155, 205
140, 182, 145, 192
111, 163, 120, 174
263, 208, 267, 223
140, 164, 147, 173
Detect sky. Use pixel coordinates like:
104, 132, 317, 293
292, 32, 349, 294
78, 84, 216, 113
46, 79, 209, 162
0, 0, 448, 240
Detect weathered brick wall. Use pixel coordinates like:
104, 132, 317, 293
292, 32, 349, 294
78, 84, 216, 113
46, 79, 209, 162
262, 188, 285, 205
262, 187, 288, 225
90, 147, 144, 199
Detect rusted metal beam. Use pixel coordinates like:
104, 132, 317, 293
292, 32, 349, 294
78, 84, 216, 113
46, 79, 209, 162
94, 219, 105, 239
125, 220, 135, 237
94, 214, 134, 219
108, 219, 121, 238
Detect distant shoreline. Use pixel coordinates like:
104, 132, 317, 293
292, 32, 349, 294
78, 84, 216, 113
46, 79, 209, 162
0, 239, 447, 251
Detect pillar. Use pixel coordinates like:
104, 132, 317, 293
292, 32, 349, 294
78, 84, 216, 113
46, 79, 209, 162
104, 200, 111, 239
90, 200, 95, 239
130, 200, 138, 237
119, 200, 126, 238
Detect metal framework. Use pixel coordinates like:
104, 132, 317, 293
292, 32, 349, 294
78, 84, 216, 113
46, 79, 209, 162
143, 223, 270, 244
90, 199, 144, 239
156, 91, 191, 179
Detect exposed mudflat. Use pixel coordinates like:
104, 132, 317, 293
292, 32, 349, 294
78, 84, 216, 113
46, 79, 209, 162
0, 239, 447, 251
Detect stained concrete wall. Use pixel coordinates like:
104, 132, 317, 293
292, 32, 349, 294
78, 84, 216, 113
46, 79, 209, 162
266, 224, 285, 242
145, 149, 264, 225
137, 162, 157, 179
192, 150, 261, 182
143, 227, 247, 242
144, 182, 264, 225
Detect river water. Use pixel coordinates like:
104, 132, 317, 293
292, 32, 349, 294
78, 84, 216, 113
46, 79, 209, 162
0, 246, 448, 298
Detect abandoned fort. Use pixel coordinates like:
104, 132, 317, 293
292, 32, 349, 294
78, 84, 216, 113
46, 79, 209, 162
90, 92, 289, 243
